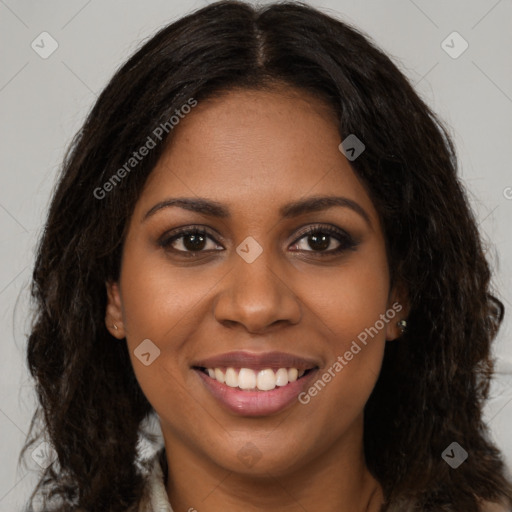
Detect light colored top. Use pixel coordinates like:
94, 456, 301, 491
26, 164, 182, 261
138, 447, 174, 512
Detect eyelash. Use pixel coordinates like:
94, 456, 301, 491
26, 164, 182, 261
158, 224, 358, 258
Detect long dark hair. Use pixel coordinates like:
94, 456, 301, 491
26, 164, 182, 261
19, 1, 512, 510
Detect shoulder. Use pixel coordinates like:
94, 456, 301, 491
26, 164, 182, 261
479, 499, 511, 512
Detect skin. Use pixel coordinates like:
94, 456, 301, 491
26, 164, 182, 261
106, 85, 409, 512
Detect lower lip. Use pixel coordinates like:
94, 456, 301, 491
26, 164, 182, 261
195, 369, 318, 416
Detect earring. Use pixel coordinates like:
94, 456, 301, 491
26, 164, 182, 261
113, 324, 118, 330
397, 319, 407, 334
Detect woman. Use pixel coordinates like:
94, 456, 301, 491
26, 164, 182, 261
19, 1, 512, 511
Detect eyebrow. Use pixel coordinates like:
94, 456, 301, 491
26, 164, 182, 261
143, 195, 372, 227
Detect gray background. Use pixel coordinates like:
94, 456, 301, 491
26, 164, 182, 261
1, 0, 511, 510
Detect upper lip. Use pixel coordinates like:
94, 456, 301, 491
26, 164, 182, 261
192, 351, 320, 371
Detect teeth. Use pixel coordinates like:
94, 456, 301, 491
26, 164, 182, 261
214, 368, 225, 384
257, 369, 276, 391
275, 368, 289, 387
204, 367, 308, 391
238, 368, 257, 390
288, 368, 298, 382
225, 367, 238, 387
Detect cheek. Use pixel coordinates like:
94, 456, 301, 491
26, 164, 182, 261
300, 239, 390, 345
116, 249, 203, 404
118, 246, 218, 342
299, 305, 387, 435
298, 242, 389, 411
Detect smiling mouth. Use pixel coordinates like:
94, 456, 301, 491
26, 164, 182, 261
194, 366, 316, 391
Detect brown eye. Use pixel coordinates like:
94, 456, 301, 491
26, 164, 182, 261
178, 232, 208, 251
290, 225, 358, 255
159, 227, 223, 254
303, 232, 332, 251
158, 224, 358, 259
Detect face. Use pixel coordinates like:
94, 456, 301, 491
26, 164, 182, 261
106, 86, 406, 477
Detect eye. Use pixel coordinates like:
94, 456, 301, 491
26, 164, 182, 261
289, 225, 358, 256
158, 224, 358, 258
158, 226, 223, 255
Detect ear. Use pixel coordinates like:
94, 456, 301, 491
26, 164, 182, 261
105, 280, 126, 339
385, 282, 410, 341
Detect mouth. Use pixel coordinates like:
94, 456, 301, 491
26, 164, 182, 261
191, 351, 320, 416
194, 366, 315, 391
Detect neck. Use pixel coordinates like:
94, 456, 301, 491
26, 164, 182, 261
162, 417, 384, 512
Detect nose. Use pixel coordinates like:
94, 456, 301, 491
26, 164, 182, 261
213, 247, 303, 333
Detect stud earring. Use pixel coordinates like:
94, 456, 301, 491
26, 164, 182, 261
397, 319, 407, 334
113, 324, 118, 330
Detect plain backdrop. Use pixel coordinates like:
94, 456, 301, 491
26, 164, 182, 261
1, 0, 511, 510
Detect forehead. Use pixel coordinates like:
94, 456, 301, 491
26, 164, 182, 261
136, 87, 378, 225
